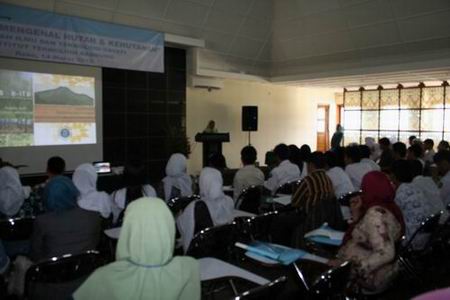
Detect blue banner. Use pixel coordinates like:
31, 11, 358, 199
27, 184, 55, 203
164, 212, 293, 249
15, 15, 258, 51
0, 3, 164, 72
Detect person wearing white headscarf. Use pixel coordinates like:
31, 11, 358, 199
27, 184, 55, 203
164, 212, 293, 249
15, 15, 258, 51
73, 163, 112, 218
162, 153, 192, 201
0, 166, 26, 216
177, 167, 234, 252
74, 198, 200, 300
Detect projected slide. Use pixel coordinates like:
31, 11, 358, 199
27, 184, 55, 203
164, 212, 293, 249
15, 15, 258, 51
0, 70, 96, 147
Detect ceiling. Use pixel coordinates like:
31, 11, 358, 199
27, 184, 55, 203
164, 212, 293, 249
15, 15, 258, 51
2, 0, 450, 86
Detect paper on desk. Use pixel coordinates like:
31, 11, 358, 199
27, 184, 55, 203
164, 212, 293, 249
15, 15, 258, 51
304, 223, 345, 241
273, 195, 291, 206
237, 241, 327, 266
223, 186, 234, 191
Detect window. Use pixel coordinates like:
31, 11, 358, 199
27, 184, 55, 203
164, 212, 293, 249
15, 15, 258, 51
343, 84, 450, 145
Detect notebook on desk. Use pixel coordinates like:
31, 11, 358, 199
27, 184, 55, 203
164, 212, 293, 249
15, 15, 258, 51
304, 223, 345, 246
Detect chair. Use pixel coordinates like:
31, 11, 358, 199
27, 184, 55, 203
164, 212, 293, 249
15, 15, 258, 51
400, 211, 443, 255
0, 217, 35, 241
167, 195, 200, 214
293, 261, 352, 299
186, 222, 237, 260
233, 276, 287, 300
337, 191, 362, 207
236, 186, 263, 214
236, 211, 279, 242
396, 211, 443, 285
275, 180, 302, 195
25, 250, 103, 299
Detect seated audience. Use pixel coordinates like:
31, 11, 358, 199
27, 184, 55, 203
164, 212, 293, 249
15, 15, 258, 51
359, 145, 381, 171
391, 160, 434, 250
208, 153, 227, 173
434, 150, 450, 206
74, 198, 200, 300
31, 188, 101, 261
111, 160, 156, 224
333, 146, 347, 169
299, 144, 312, 178
378, 137, 395, 172
365, 137, 381, 161
409, 135, 418, 146
8, 184, 101, 297
292, 152, 335, 209
407, 144, 425, 168
344, 146, 373, 189
410, 160, 445, 218
264, 143, 300, 194
162, 153, 192, 202
325, 151, 355, 198
0, 240, 9, 275
438, 140, 450, 152
42, 156, 79, 212
423, 139, 436, 164
291, 152, 343, 247
332, 171, 405, 293
264, 151, 278, 171
288, 144, 303, 172
73, 163, 112, 219
0, 166, 26, 217
232, 146, 264, 200
392, 142, 407, 160
325, 151, 355, 220
177, 167, 234, 252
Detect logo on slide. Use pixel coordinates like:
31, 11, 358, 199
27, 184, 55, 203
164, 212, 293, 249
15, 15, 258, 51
60, 127, 71, 139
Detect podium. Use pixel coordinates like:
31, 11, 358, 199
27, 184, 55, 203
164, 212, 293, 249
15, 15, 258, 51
195, 133, 230, 167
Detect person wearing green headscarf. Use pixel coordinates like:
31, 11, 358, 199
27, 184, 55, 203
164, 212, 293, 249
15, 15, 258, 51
73, 197, 201, 300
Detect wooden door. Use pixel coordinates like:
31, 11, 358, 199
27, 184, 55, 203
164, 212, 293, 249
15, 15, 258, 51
316, 105, 329, 152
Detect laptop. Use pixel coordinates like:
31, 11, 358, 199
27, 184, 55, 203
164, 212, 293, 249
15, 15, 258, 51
93, 161, 111, 174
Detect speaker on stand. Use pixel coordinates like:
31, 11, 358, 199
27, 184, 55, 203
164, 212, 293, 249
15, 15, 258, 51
242, 106, 258, 145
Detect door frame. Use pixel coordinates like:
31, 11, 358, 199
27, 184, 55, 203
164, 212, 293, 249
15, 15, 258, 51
316, 104, 330, 151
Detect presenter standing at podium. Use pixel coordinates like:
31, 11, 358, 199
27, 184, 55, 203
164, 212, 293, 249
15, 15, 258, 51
203, 120, 218, 134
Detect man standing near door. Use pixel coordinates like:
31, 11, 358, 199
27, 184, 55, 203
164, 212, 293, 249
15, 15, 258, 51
331, 124, 344, 151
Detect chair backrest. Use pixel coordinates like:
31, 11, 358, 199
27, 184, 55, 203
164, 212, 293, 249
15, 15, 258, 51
237, 211, 279, 242
186, 222, 237, 260
167, 195, 201, 214
309, 261, 352, 297
275, 180, 301, 195
233, 276, 287, 300
402, 211, 443, 253
25, 250, 102, 297
338, 190, 362, 207
236, 185, 263, 214
0, 217, 35, 241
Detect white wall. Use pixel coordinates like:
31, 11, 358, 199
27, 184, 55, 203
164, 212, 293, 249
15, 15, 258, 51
186, 79, 338, 174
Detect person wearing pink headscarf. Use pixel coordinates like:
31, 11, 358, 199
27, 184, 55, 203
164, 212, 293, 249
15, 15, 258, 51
330, 171, 405, 293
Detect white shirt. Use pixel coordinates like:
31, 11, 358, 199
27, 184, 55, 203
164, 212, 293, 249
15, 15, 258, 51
361, 158, 381, 172
0, 166, 25, 216
345, 162, 373, 189
440, 171, 450, 207
300, 162, 308, 179
264, 160, 300, 193
326, 167, 355, 198
395, 183, 434, 250
413, 175, 446, 221
232, 165, 264, 200
424, 149, 436, 164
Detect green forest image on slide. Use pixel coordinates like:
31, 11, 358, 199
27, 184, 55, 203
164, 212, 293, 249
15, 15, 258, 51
35, 86, 94, 106
0, 70, 33, 146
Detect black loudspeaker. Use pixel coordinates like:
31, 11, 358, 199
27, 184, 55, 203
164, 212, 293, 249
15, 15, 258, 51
242, 106, 258, 131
